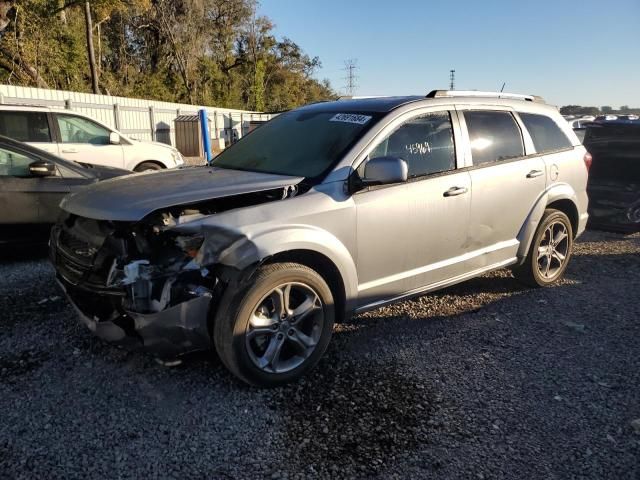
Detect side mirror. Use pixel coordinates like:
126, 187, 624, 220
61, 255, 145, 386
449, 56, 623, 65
109, 132, 121, 145
29, 160, 56, 177
363, 156, 408, 186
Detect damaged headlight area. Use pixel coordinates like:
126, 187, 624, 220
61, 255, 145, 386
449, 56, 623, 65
49, 210, 225, 358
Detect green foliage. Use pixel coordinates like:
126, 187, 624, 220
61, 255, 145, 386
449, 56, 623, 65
0, 0, 336, 110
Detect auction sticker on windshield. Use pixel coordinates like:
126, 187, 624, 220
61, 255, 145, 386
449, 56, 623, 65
330, 113, 372, 125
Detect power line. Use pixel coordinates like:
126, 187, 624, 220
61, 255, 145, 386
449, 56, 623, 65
449, 69, 455, 90
343, 59, 358, 96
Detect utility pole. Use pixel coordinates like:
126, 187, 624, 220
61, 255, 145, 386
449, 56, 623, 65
343, 59, 358, 96
449, 69, 455, 90
84, 1, 99, 94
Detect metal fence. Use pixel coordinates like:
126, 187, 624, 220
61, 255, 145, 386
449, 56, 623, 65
0, 85, 273, 147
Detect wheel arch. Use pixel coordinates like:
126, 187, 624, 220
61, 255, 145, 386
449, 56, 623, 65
517, 183, 580, 261
546, 198, 579, 237
201, 222, 359, 322
133, 160, 166, 172
265, 250, 348, 323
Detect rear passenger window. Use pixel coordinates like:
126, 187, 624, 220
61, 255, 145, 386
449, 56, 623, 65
519, 112, 572, 153
464, 111, 524, 165
367, 111, 456, 179
0, 111, 52, 143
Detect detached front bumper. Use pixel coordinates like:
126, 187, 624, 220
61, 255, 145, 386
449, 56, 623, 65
57, 278, 212, 358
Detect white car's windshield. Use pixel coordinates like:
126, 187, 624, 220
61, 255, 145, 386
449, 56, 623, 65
213, 110, 380, 178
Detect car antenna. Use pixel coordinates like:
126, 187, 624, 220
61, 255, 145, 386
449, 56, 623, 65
500, 82, 506, 92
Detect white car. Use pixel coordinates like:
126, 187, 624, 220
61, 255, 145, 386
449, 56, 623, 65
0, 105, 184, 171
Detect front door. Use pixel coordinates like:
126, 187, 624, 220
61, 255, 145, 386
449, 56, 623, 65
54, 113, 125, 168
354, 181, 411, 305
354, 109, 472, 304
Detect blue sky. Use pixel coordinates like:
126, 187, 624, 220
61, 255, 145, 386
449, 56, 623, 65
259, 0, 639, 108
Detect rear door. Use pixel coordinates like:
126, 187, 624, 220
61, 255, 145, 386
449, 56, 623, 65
53, 113, 125, 168
458, 108, 546, 269
0, 110, 59, 155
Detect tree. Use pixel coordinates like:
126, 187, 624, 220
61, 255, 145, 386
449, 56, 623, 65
559, 105, 600, 117
600, 106, 613, 113
0, 0, 336, 110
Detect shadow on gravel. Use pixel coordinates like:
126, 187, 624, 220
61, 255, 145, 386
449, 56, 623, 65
0, 243, 49, 262
435, 272, 528, 297
271, 347, 434, 478
0, 349, 50, 384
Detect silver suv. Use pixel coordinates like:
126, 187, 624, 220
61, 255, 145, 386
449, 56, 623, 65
50, 90, 590, 386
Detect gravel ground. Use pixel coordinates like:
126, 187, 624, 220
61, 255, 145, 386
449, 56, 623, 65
1, 230, 639, 479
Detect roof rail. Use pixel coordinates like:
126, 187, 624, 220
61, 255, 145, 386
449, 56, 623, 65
338, 95, 390, 100
426, 90, 545, 103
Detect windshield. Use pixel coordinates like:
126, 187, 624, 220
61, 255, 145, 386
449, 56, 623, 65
213, 110, 379, 178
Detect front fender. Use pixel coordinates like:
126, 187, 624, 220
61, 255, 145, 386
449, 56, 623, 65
516, 183, 580, 260
239, 225, 359, 312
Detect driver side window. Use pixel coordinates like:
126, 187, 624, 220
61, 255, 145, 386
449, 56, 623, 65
360, 111, 456, 179
0, 147, 36, 177
56, 114, 111, 145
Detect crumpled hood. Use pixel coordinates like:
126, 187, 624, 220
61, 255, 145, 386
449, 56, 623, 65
61, 167, 303, 221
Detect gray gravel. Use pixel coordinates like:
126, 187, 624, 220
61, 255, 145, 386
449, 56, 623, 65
1, 230, 639, 479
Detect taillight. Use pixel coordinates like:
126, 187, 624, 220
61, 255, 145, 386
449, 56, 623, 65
583, 152, 592, 172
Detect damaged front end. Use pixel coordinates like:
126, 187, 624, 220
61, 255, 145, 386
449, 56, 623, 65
50, 187, 293, 359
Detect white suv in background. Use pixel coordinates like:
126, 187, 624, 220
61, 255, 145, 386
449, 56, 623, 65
0, 106, 184, 171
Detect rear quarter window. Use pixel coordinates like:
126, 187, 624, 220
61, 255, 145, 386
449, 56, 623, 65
519, 112, 572, 153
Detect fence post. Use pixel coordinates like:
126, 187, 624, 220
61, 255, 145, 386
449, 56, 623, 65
239, 112, 244, 139
198, 109, 212, 164
149, 106, 156, 141
213, 110, 218, 139
113, 103, 121, 130
65, 99, 73, 110
0, 93, 4, 104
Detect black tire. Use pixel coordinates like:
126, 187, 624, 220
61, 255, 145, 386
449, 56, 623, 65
134, 161, 163, 172
513, 208, 573, 287
213, 262, 335, 387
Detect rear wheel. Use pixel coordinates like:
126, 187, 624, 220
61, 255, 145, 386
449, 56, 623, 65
513, 209, 573, 287
134, 161, 163, 172
214, 262, 335, 387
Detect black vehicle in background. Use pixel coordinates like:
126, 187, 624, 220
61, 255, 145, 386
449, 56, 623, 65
0, 135, 129, 243
584, 121, 640, 233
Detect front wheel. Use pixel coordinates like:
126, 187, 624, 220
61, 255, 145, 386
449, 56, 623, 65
513, 209, 574, 287
214, 262, 335, 387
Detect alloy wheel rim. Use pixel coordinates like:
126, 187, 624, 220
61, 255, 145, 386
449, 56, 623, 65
536, 221, 569, 280
245, 282, 323, 374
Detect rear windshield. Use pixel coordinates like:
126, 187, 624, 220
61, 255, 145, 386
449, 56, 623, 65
213, 110, 379, 178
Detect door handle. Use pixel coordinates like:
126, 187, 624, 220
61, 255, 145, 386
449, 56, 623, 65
443, 186, 468, 197
61, 148, 78, 153
526, 169, 544, 178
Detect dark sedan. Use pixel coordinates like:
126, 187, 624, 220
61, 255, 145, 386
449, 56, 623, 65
0, 135, 129, 243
